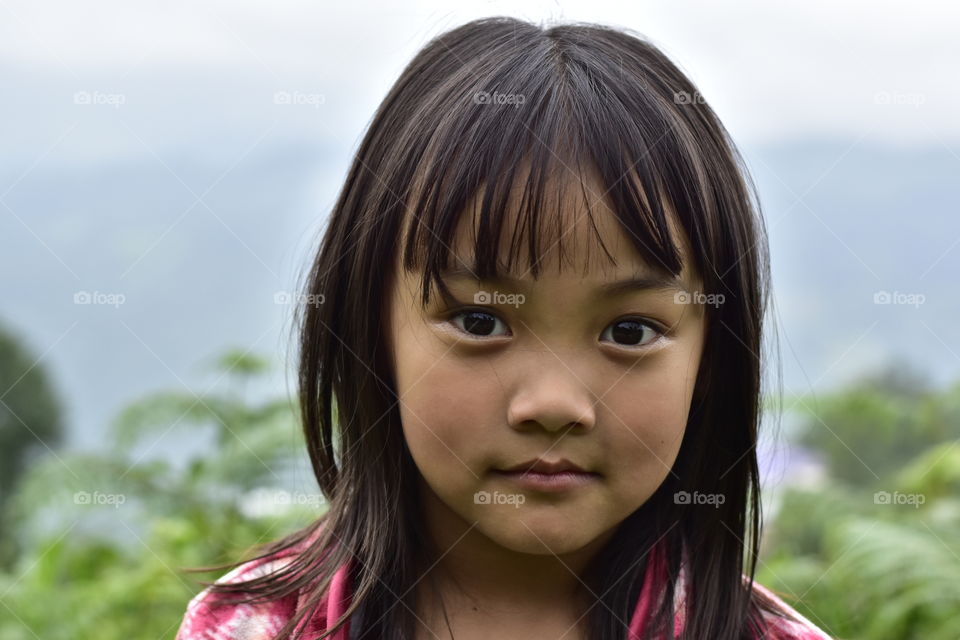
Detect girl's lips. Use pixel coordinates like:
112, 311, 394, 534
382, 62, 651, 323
491, 469, 600, 492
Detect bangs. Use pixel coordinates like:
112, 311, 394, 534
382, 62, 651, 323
394, 22, 713, 309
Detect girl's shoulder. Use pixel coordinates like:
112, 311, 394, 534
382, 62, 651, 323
174, 553, 302, 640
749, 578, 834, 640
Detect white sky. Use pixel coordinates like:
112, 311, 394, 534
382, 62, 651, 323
0, 0, 958, 150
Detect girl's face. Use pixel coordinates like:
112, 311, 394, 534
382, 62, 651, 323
387, 186, 707, 557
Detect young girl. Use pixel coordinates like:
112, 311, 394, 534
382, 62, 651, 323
176, 16, 834, 640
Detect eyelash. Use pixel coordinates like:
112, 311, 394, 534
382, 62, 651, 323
442, 306, 668, 351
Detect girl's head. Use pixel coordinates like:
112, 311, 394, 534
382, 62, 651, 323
283, 16, 771, 639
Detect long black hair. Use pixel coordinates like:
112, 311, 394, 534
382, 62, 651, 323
192, 16, 799, 639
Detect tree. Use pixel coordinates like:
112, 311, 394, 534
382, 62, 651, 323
0, 320, 64, 566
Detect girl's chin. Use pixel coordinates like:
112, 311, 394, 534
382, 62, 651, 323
474, 514, 602, 556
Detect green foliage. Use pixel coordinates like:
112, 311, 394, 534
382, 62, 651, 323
760, 364, 960, 639
896, 441, 960, 501
827, 518, 960, 640
786, 362, 960, 488
0, 347, 325, 639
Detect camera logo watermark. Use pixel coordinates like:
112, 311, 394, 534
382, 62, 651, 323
873, 290, 925, 308
874, 91, 925, 108
274, 290, 325, 307
260, 489, 324, 508
74, 291, 126, 308
673, 91, 705, 105
74, 491, 126, 509
474, 290, 525, 308
473, 90, 525, 108
674, 490, 725, 508
273, 90, 325, 108
674, 290, 724, 308
874, 491, 925, 508
474, 490, 525, 508
73, 90, 126, 109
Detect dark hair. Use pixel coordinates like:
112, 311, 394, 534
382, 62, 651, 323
193, 15, 800, 640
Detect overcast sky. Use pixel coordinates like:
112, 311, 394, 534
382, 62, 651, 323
1, 0, 957, 164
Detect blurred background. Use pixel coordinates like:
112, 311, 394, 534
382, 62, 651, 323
1, 1, 958, 638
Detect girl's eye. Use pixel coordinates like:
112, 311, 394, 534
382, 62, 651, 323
446, 309, 664, 349
600, 318, 664, 349
448, 309, 510, 338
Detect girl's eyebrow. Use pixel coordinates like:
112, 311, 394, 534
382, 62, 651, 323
438, 266, 687, 298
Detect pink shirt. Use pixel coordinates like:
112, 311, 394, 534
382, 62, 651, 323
175, 541, 833, 639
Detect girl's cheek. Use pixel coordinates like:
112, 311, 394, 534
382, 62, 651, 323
397, 345, 504, 466
599, 372, 693, 485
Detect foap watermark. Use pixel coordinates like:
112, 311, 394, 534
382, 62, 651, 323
264, 489, 325, 508
674, 290, 724, 308
474, 290, 525, 308
472, 90, 525, 108
274, 290, 325, 307
673, 91, 706, 105
873, 290, 925, 308
474, 490, 525, 508
273, 90, 325, 108
874, 91, 925, 108
73, 90, 126, 109
74, 290, 126, 308
674, 490, 725, 508
240, 488, 327, 518
74, 490, 126, 509
874, 490, 925, 508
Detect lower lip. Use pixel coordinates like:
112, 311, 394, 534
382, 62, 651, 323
492, 469, 599, 492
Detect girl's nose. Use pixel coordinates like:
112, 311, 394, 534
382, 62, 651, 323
505, 364, 597, 433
